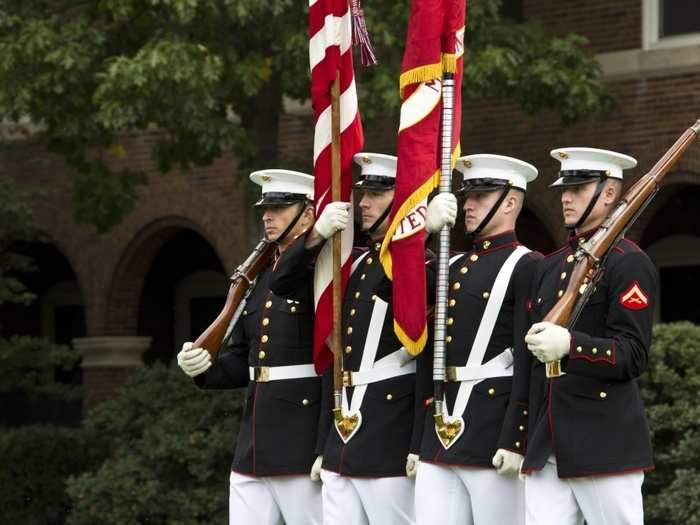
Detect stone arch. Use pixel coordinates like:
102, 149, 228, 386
105, 216, 227, 337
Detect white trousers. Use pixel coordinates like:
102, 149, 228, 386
321, 468, 415, 525
524, 457, 644, 525
415, 461, 524, 525
229, 471, 322, 525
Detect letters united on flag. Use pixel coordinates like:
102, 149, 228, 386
309, 0, 364, 373
379, 0, 466, 355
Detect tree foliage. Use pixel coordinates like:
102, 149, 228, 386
0, 0, 611, 231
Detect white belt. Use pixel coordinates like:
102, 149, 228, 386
343, 350, 416, 387
446, 348, 513, 382
248, 364, 317, 382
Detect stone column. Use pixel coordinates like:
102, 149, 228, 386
73, 336, 152, 410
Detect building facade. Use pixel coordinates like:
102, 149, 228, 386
1, 0, 699, 417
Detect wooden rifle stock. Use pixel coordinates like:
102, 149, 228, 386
192, 238, 276, 359
545, 119, 700, 377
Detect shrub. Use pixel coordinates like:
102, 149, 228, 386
66, 364, 242, 525
641, 322, 700, 525
0, 425, 98, 525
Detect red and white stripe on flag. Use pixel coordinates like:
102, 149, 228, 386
309, 0, 364, 374
379, 0, 466, 356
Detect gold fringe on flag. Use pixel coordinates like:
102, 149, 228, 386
399, 62, 443, 99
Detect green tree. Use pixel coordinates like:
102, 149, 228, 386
0, 0, 611, 231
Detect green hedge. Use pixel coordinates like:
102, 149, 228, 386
3, 324, 698, 524
0, 425, 98, 525
65, 364, 242, 525
641, 321, 700, 525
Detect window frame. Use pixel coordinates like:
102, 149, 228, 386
643, 0, 700, 50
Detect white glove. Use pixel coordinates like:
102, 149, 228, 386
396, 348, 414, 367
314, 201, 350, 239
425, 192, 458, 234
406, 453, 419, 478
525, 322, 571, 363
492, 448, 523, 476
310, 455, 323, 481
177, 342, 212, 377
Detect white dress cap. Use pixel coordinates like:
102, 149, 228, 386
455, 154, 538, 191
550, 147, 637, 186
249, 169, 314, 206
353, 152, 398, 188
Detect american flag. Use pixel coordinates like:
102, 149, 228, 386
309, 0, 364, 373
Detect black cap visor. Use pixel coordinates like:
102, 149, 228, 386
457, 178, 514, 194
254, 192, 310, 208
549, 170, 608, 188
353, 175, 395, 190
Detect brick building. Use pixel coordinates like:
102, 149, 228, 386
1, 0, 699, 418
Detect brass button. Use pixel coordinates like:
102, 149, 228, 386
372, 294, 378, 300
291, 306, 297, 313
558, 290, 564, 297
537, 297, 542, 304
265, 300, 272, 308
386, 393, 393, 401
606, 349, 612, 356
374, 242, 381, 251
482, 240, 491, 249
460, 266, 468, 274
567, 254, 574, 263
449, 299, 456, 307
243, 310, 248, 315
515, 441, 521, 449
576, 346, 583, 353
591, 347, 598, 355
354, 291, 360, 299
366, 257, 373, 264
261, 335, 269, 343
360, 273, 366, 280
302, 398, 309, 406
262, 318, 270, 326
560, 272, 567, 280
599, 391, 607, 399
258, 350, 266, 359
470, 254, 479, 262
446, 317, 454, 326
350, 308, 356, 316
453, 282, 461, 290
446, 335, 452, 343
488, 388, 496, 396
345, 346, 352, 354
523, 409, 528, 416
482, 292, 490, 299
519, 425, 525, 431
347, 326, 353, 335
578, 237, 585, 245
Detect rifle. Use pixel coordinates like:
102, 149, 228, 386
191, 238, 276, 359
545, 119, 700, 378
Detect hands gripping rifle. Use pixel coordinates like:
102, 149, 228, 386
545, 119, 700, 377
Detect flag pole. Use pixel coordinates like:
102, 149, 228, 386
330, 71, 344, 416
433, 72, 455, 439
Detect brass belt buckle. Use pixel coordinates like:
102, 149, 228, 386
254, 366, 270, 382
446, 367, 458, 382
342, 370, 353, 387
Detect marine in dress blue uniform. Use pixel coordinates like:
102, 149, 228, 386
522, 149, 658, 525
177, 170, 323, 525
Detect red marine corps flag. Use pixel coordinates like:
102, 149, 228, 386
379, 0, 466, 355
309, 0, 364, 373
